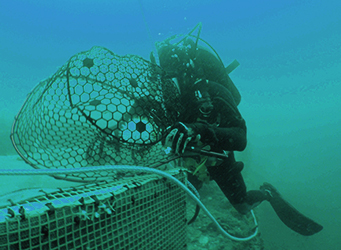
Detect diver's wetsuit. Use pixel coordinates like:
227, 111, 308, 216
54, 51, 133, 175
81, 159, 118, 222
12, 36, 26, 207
157, 36, 323, 235
158, 39, 268, 214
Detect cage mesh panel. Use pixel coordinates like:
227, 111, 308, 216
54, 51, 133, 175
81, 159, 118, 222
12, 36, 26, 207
0, 171, 187, 250
11, 46, 181, 181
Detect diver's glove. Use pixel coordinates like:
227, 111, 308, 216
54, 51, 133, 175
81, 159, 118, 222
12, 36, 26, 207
165, 121, 218, 154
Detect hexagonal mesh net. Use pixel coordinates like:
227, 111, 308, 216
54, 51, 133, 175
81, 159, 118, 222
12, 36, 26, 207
11, 46, 181, 181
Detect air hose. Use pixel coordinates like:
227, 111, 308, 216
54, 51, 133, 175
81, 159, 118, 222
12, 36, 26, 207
0, 165, 258, 241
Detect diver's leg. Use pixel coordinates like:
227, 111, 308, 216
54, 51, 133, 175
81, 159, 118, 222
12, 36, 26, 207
207, 152, 323, 235
208, 157, 323, 235
207, 152, 269, 214
208, 163, 269, 214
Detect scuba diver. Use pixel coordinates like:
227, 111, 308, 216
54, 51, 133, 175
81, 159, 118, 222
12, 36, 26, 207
155, 23, 323, 236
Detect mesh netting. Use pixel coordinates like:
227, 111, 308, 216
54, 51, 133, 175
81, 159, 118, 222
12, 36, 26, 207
0, 171, 187, 250
11, 46, 181, 181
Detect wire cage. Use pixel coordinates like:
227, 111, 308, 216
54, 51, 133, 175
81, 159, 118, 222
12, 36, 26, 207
0, 170, 187, 250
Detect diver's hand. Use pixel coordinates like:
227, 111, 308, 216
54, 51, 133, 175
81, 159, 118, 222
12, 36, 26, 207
165, 122, 200, 154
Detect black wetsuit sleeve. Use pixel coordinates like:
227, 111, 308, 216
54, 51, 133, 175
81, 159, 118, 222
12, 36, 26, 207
191, 117, 246, 152
212, 125, 247, 152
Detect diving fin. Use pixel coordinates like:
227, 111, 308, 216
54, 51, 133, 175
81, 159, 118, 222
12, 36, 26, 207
261, 182, 323, 236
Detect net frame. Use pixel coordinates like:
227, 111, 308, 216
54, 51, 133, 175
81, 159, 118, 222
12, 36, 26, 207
11, 46, 181, 182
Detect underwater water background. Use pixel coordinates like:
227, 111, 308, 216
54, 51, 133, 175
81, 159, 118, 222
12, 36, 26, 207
0, 0, 340, 249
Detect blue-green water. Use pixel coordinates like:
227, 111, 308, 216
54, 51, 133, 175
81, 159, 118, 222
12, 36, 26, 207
1, 1, 340, 249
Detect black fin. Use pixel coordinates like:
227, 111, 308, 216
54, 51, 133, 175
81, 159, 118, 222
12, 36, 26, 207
262, 183, 323, 236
